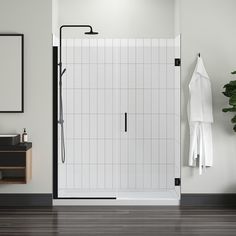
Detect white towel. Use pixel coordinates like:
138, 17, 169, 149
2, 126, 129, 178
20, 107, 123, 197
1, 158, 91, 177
188, 57, 214, 174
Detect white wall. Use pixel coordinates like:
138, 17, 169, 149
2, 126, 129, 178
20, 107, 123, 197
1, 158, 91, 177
0, 0, 52, 193
57, 0, 174, 38
174, 0, 180, 36
52, 0, 59, 36
180, 0, 236, 193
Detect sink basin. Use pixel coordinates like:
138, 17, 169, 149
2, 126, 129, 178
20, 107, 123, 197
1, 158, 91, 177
0, 134, 20, 146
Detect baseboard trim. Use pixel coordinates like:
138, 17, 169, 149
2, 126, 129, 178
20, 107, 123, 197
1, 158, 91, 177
2, 193, 235, 207
181, 194, 236, 207
0, 194, 52, 207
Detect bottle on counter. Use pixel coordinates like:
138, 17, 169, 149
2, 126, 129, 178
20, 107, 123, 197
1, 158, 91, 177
22, 128, 28, 143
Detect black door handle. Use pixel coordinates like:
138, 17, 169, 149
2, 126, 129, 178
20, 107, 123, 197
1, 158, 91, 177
125, 113, 127, 132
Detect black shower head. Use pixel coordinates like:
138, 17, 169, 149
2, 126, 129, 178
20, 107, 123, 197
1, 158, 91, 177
84, 30, 99, 35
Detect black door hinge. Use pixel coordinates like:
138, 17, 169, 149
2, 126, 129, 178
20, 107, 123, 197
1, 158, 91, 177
175, 178, 181, 186
175, 58, 181, 66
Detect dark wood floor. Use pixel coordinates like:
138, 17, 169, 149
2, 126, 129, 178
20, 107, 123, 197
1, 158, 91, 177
0, 206, 236, 235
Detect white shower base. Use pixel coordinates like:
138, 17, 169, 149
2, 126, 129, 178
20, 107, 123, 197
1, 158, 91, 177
54, 190, 180, 206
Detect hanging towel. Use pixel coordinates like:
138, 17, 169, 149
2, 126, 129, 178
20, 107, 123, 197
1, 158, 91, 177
188, 57, 213, 175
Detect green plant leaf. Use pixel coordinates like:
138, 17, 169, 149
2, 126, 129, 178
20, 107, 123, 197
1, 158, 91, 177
222, 107, 236, 112
222, 89, 236, 97
229, 80, 236, 86
229, 94, 236, 106
223, 84, 235, 89
222, 92, 230, 97
231, 115, 236, 123
222, 76, 236, 132
223, 84, 236, 94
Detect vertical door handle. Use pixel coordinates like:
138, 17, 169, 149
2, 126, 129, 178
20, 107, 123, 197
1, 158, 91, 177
125, 113, 127, 132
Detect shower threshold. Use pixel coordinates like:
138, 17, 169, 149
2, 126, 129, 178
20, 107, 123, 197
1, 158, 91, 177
53, 191, 180, 206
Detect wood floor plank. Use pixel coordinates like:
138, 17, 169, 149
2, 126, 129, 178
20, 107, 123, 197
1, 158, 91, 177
0, 206, 236, 235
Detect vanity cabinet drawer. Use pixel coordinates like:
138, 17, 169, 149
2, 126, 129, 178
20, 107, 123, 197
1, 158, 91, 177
0, 152, 26, 167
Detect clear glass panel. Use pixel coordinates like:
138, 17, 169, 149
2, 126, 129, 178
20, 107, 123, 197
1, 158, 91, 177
58, 37, 180, 200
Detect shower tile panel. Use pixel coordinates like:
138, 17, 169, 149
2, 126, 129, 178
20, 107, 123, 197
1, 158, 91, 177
127, 114, 135, 139
152, 91, 159, 113
90, 164, 97, 188
74, 64, 82, 88
144, 90, 152, 113
167, 65, 175, 88
74, 164, 82, 188
144, 64, 152, 88
90, 140, 97, 164
128, 140, 136, 164
152, 140, 159, 164
143, 115, 152, 139
159, 64, 167, 89
58, 164, 66, 188
58, 38, 180, 197
66, 164, 74, 188
152, 66, 159, 88
128, 164, 136, 189
74, 139, 82, 163
65, 140, 74, 164
128, 90, 136, 113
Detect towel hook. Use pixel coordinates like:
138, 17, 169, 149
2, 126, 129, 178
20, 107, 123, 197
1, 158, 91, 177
198, 53, 201, 57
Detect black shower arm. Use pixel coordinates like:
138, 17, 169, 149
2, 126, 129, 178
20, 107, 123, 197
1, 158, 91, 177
60, 24, 93, 33
59, 24, 94, 75
60, 25, 93, 46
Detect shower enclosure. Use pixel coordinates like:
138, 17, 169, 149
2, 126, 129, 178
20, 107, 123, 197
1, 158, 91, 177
53, 31, 180, 203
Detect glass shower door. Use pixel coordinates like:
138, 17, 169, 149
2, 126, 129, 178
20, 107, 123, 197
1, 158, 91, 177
57, 37, 180, 200
58, 39, 120, 198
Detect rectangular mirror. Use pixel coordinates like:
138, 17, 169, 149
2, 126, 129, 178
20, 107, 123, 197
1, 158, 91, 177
0, 34, 24, 113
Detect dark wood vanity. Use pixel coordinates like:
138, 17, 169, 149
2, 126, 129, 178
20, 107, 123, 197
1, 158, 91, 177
0, 143, 32, 184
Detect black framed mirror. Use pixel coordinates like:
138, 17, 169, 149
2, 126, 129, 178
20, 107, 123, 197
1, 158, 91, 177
0, 34, 24, 113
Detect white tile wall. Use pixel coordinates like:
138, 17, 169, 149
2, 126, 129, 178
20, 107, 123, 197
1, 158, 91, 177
58, 38, 180, 198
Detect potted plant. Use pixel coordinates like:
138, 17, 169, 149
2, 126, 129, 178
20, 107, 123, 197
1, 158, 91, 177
222, 71, 236, 131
